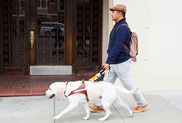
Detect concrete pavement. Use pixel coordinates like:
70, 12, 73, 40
0, 91, 182, 123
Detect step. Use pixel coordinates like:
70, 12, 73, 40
30, 66, 72, 75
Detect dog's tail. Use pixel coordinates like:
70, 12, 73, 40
114, 85, 139, 94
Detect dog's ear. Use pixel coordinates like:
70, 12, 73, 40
57, 88, 64, 96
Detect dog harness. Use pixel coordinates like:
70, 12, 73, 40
64, 80, 89, 101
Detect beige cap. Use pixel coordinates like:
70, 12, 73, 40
110, 4, 127, 13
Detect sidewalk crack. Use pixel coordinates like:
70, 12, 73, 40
112, 104, 126, 123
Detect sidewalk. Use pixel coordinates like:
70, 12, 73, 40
0, 75, 182, 123
0, 91, 182, 123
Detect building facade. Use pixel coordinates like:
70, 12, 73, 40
1, 0, 182, 91
0, 0, 103, 75
107, 0, 182, 91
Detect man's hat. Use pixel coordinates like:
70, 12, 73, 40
110, 4, 127, 13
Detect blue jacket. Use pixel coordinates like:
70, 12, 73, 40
106, 18, 131, 64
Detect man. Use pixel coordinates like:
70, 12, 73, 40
89, 4, 148, 113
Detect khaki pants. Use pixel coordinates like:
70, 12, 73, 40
97, 59, 147, 108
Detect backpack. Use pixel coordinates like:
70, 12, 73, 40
116, 24, 138, 61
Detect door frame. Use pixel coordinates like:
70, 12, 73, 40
0, 0, 2, 75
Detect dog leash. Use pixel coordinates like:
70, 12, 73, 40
71, 66, 110, 82
89, 66, 110, 82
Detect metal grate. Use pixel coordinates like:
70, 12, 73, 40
76, 0, 101, 64
36, 0, 65, 65
1, 0, 26, 65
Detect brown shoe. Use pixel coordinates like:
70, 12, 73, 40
131, 104, 148, 113
89, 103, 104, 111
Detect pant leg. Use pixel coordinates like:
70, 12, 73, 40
103, 65, 117, 83
113, 59, 147, 107
96, 66, 117, 108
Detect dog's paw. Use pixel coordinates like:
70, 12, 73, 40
83, 116, 89, 120
129, 111, 134, 118
98, 118, 105, 122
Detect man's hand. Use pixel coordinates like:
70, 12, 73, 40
104, 63, 109, 69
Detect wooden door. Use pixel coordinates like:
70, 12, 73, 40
29, 0, 68, 65
0, 0, 27, 75
73, 0, 103, 75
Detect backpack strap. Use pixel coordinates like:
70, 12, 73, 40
123, 42, 130, 53
116, 24, 131, 53
116, 24, 131, 31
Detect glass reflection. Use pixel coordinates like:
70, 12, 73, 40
37, 0, 65, 64
1, 0, 26, 64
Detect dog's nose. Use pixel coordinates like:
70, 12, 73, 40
44, 92, 46, 96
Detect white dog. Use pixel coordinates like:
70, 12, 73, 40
45, 80, 138, 121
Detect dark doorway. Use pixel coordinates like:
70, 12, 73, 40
0, 0, 102, 75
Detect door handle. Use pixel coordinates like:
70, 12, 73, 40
30, 31, 34, 49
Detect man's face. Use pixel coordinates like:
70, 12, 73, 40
111, 11, 121, 22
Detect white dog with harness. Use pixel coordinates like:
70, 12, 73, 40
45, 80, 138, 121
